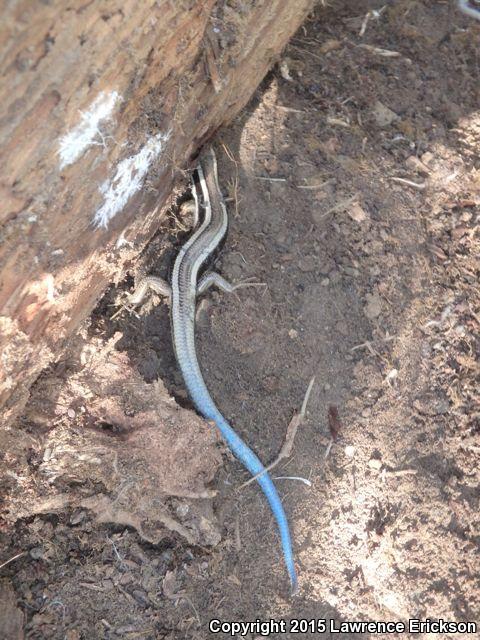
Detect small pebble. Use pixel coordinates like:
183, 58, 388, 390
132, 589, 150, 608
70, 510, 86, 526
364, 292, 382, 320
176, 503, 189, 518
30, 546, 44, 560
372, 100, 399, 127
386, 368, 398, 383
119, 573, 133, 586
454, 325, 466, 336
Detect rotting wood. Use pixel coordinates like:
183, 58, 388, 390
0, 0, 315, 425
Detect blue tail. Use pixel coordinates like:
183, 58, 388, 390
191, 384, 298, 592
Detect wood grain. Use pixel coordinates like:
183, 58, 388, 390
0, 0, 314, 424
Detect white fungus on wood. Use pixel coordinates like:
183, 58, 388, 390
93, 130, 171, 229
58, 91, 122, 169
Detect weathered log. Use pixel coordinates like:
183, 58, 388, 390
0, 0, 314, 424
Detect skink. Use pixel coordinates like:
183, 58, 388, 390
128, 146, 297, 593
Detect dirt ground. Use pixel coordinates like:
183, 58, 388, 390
1, 1, 479, 638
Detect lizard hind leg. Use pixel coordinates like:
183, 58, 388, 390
127, 276, 172, 306
197, 272, 266, 296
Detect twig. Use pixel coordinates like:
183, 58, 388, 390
240, 377, 315, 489
350, 335, 396, 352
297, 178, 334, 190
80, 582, 105, 592
357, 44, 401, 58
221, 142, 240, 218
320, 193, 358, 219
300, 377, 315, 416
182, 596, 201, 626
169, 207, 192, 233
107, 536, 126, 568
234, 515, 242, 552
288, 44, 324, 62
386, 468, 418, 477
274, 476, 312, 486
0, 551, 26, 570
324, 440, 333, 459
359, 6, 387, 37
110, 301, 141, 321
275, 105, 304, 114
326, 116, 351, 128
254, 176, 286, 182
390, 177, 426, 190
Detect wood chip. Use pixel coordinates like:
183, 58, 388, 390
328, 405, 342, 441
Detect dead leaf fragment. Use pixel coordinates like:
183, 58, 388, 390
162, 570, 181, 600
348, 203, 368, 222
320, 39, 342, 54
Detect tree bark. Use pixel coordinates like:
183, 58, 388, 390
0, 0, 314, 425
